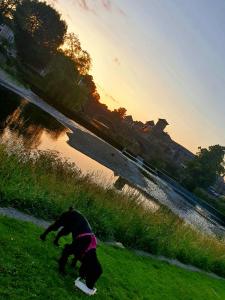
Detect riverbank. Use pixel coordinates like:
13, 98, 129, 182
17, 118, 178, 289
1, 143, 225, 278
1, 215, 225, 300
0, 69, 148, 188
1, 68, 224, 237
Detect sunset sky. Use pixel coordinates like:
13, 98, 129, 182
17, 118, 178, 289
48, 0, 225, 153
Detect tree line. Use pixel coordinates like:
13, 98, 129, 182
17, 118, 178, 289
0, 0, 97, 110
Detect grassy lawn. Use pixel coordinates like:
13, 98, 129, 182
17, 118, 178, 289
1, 144, 225, 278
0, 216, 225, 300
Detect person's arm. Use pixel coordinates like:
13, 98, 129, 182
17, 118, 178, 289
53, 227, 71, 246
40, 216, 64, 241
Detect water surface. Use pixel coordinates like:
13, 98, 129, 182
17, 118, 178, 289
1, 86, 224, 237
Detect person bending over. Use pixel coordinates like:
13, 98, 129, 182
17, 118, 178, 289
40, 207, 91, 246
40, 207, 102, 295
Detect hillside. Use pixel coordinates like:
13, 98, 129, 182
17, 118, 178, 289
0, 216, 225, 300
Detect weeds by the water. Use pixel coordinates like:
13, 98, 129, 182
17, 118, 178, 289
1, 142, 225, 277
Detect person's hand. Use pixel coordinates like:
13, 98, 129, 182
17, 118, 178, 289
40, 233, 46, 241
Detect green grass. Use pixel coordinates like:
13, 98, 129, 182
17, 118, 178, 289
1, 143, 225, 278
0, 216, 225, 300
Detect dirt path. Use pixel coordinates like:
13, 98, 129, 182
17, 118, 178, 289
0, 207, 50, 228
0, 206, 224, 282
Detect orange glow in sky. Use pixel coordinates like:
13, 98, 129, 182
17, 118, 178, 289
47, 0, 225, 153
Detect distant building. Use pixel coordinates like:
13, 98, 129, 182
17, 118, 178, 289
0, 24, 14, 44
141, 118, 169, 136
133, 121, 144, 130
124, 115, 134, 126
143, 120, 155, 132
152, 118, 169, 133
139, 117, 195, 168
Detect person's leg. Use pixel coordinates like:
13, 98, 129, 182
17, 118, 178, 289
79, 259, 87, 280
86, 263, 102, 289
61, 236, 92, 272
58, 243, 74, 274
72, 235, 92, 260
54, 227, 70, 246
85, 251, 103, 289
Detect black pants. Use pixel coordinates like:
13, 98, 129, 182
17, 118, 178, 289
58, 236, 103, 289
58, 235, 91, 270
79, 249, 102, 289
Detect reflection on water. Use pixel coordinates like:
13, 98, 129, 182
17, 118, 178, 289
38, 130, 116, 185
0, 88, 65, 148
0, 86, 157, 209
0, 87, 116, 185
1, 86, 224, 237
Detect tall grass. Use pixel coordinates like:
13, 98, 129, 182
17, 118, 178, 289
1, 141, 225, 277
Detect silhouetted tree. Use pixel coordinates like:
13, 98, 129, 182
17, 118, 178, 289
112, 107, 127, 119
13, 0, 67, 69
43, 52, 86, 109
182, 145, 225, 190
82, 75, 100, 101
63, 33, 91, 75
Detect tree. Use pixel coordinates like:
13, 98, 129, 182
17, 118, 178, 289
43, 52, 83, 108
182, 145, 225, 191
112, 107, 127, 119
13, 0, 67, 68
81, 75, 100, 101
0, 0, 20, 22
63, 33, 91, 75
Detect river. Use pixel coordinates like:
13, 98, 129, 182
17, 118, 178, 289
0, 77, 224, 238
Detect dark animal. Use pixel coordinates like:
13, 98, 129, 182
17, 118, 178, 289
40, 207, 102, 289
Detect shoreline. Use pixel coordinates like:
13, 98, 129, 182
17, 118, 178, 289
0, 68, 224, 237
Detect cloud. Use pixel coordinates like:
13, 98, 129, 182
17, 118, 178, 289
113, 57, 120, 66
107, 94, 120, 104
116, 6, 127, 17
72, 0, 127, 16
77, 0, 92, 11
100, 0, 112, 12
100, 0, 127, 16
96, 84, 120, 104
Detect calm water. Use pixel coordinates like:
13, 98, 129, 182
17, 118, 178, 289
1, 85, 224, 236
0, 86, 157, 210
0, 87, 115, 185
